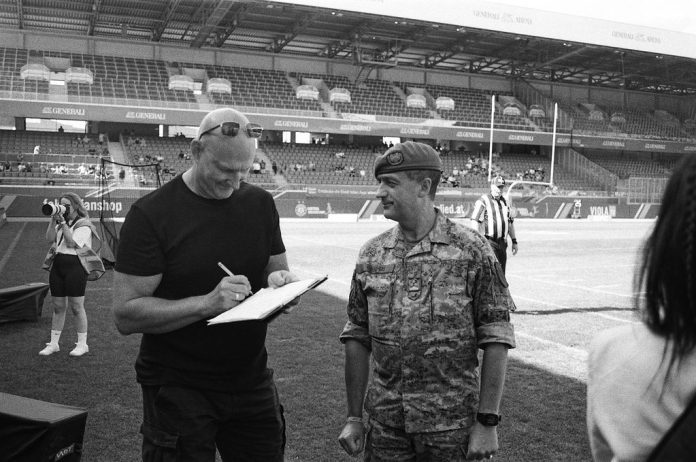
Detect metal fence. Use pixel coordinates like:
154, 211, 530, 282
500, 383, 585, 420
627, 177, 669, 204
557, 148, 618, 193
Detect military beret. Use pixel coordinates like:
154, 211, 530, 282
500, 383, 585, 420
374, 141, 443, 178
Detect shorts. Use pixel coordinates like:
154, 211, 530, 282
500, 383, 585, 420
49, 254, 87, 297
140, 382, 285, 462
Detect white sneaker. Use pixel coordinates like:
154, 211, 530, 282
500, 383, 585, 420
39, 343, 60, 356
69, 343, 89, 357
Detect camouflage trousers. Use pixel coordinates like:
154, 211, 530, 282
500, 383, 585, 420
364, 417, 470, 462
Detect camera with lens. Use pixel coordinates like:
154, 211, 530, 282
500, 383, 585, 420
42, 202, 70, 217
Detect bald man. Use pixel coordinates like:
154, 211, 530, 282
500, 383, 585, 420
113, 108, 298, 461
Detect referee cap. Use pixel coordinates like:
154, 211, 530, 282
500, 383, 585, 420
374, 141, 442, 178
492, 176, 506, 186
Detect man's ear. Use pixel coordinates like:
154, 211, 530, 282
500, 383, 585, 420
419, 177, 432, 197
190, 139, 203, 160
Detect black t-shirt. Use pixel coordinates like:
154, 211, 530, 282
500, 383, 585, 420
116, 175, 286, 391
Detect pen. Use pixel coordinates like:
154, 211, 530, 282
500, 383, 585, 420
217, 262, 253, 296
217, 261, 234, 277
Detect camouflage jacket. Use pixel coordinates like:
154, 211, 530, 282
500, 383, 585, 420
340, 209, 516, 433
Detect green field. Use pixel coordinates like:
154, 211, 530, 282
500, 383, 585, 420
0, 218, 652, 461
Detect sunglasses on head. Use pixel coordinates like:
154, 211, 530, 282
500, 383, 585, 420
198, 121, 263, 140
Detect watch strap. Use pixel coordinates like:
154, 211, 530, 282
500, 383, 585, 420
476, 412, 501, 426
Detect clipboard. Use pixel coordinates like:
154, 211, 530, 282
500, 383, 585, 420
207, 275, 328, 325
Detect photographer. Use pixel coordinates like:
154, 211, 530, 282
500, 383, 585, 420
39, 192, 95, 357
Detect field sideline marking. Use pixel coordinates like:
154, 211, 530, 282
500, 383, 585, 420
0, 222, 27, 274
509, 274, 636, 298
513, 331, 588, 360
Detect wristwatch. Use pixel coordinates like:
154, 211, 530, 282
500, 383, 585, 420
476, 413, 501, 426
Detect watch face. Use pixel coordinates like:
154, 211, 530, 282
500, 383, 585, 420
477, 413, 500, 426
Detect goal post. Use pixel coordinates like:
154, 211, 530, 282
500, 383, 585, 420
487, 96, 557, 206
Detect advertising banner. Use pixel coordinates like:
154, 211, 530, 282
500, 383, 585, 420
7, 100, 696, 154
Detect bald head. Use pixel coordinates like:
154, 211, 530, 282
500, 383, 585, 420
197, 107, 250, 140
186, 107, 258, 199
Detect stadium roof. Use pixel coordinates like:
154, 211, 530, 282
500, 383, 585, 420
1, 0, 695, 94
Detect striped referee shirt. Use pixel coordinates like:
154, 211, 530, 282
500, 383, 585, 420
471, 193, 513, 240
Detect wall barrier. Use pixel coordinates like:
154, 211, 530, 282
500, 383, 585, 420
2, 186, 658, 220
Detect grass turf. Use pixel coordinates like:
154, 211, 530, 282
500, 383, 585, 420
0, 219, 647, 461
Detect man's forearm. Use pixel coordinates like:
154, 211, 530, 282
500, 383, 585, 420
508, 223, 517, 241
478, 343, 509, 414
345, 340, 370, 417
113, 271, 211, 335
114, 294, 210, 335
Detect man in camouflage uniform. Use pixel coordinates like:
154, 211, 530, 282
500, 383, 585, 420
338, 141, 516, 461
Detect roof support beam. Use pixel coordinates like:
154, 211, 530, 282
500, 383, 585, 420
268, 12, 318, 53
368, 26, 428, 63
423, 40, 468, 68
515, 46, 589, 79
320, 21, 372, 59
212, 4, 247, 48
190, 0, 238, 48
151, 0, 181, 42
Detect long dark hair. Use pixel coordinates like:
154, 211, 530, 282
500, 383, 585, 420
636, 154, 696, 373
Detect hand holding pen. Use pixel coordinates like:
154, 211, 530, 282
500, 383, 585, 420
216, 262, 252, 305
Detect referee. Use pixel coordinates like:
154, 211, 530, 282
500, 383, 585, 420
469, 176, 518, 273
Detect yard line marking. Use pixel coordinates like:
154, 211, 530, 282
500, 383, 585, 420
593, 313, 639, 323
509, 274, 635, 297
514, 331, 588, 360
513, 295, 639, 324
0, 222, 27, 274
593, 283, 620, 289
507, 262, 638, 277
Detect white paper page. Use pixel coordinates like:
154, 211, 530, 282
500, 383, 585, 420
207, 278, 319, 324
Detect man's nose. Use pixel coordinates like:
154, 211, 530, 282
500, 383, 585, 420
227, 172, 244, 188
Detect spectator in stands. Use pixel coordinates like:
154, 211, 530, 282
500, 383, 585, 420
82, 135, 91, 144
260, 159, 266, 172
469, 176, 518, 273
58, 125, 64, 133
339, 141, 516, 460
113, 107, 298, 461
587, 154, 696, 461
178, 149, 185, 159
39, 193, 99, 357
252, 159, 261, 174
272, 161, 278, 175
